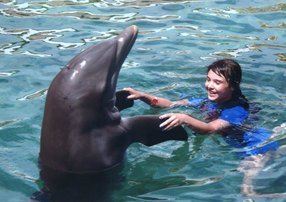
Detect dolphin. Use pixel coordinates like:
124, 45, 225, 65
37, 27, 188, 202
39, 25, 187, 176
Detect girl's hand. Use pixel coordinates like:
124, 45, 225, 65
159, 113, 187, 131
123, 87, 143, 100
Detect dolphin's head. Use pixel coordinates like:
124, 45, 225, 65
53, 26, 138, 125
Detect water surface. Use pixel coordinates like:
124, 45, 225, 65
0, 0, 286, 201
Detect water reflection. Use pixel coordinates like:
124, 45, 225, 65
237, 3, 286, 13
17, 89, 47, 101
0, 0, 286, 201
2, 7, 179, 22
0, 27, 84, 54
0, 118, 21, 128
3, 0, 191, 8
276, 53, 286, 62
0, 70, 19, 77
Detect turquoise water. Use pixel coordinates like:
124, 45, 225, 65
1, 0, 286, 201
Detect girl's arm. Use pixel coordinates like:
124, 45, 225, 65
122, 88, 227, 134
123, 87, 189, 108
159, 113, 230, 134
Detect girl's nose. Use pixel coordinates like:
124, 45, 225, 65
206, 81, 214, 89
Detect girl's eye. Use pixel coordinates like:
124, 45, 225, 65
214, 79, 223, 85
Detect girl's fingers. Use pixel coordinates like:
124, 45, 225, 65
163, 122, 174, 131
159, 114, 176, 130
123, 88, 138, 100
163, 120, 177, 131
127, 94, 136, 99
159, 113, 172, 120
159, 118, 170, 128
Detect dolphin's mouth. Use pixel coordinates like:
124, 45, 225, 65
105, 26, 138, 107
115, 25, 138, 67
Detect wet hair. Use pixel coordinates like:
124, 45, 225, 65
207, 59, 249, 108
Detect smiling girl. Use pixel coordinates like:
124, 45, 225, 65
123, 59, 280, 197
124, 59, 249, 135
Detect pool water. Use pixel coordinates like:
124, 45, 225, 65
0, 0, 286, 201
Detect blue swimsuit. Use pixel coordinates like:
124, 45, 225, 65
188, 97, 279, 157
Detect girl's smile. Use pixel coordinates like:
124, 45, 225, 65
205, 69, 233, 104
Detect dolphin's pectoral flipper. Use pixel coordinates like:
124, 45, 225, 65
115, 90, 134, 111
125, 115, 188, 146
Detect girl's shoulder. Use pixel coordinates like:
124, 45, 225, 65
219, 97, 250, 125
220, 105, 249, 125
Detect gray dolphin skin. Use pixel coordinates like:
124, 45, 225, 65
37, 25, 188, 201
39, 25, 188, 178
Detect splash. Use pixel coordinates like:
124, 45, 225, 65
273, 122, 286, 137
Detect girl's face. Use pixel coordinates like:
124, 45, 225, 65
205, 69, 233, 104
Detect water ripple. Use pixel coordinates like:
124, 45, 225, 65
3, 0, 193, 9
211, 46, 257, 58
237, 3, 286, 13
0, 118, 21, 129
273, 122, 286, 137
261, 22, 286, 29
193, 7, 239, 18
94, 0, 191, 8
17, 89, 47, 101
13, 171, 37, 182
0, 27, 83, 54
0, 42, 51, 57
51, 11, 138, 22
0, 70, 19, 77
0, 1, 285, 201
276, 53, 286, 62
1, 6, 179, 23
